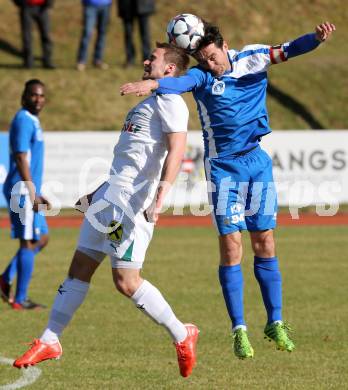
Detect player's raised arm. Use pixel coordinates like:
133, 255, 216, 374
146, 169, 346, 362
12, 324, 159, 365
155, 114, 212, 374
120, 79, 158, 97
270, 21, 335, 65
120, 72, 200, 96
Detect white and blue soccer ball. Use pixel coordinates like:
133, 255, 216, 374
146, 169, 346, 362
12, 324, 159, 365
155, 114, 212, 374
166, 14, 205, 53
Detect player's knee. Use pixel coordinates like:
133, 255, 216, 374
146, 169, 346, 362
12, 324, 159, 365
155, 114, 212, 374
113, 277, 136, 297
252, 233, 275, 257
113, 269, 142, 297
68, 251, 98, 282
219, 233, 242, 265
222, 246, 242, 265
39, 235, 49, 249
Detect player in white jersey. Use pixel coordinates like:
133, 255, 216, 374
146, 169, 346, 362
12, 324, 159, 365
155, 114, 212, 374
13, 42, 199, 378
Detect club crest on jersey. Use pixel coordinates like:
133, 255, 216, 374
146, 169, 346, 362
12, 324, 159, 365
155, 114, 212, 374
212, 80, 225, 95
107, 220, 123, 242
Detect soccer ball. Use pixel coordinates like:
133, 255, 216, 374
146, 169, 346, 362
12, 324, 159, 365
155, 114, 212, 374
166, 13, 205, 53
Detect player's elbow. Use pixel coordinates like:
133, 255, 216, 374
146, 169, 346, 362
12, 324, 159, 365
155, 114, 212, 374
14, 152, 27, 165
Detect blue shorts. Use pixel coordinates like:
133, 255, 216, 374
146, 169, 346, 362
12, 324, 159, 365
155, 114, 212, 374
6, 193, 49, 241
204, 146, 277, 235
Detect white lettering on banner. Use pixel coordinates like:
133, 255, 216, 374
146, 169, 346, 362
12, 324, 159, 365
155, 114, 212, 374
272, 150, 346, 171
261, 130, 348, 207
32, 131, 348, 209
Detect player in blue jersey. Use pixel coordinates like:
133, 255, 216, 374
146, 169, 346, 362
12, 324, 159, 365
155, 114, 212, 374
120, 21, 336, 358
0, 79, 51, 310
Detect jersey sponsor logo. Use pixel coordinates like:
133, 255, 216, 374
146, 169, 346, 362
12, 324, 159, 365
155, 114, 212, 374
212, 80, 225, 95
231, 204, 243, 213
224, 204, 245, 225
110, 242, 118, 251
122, 121, 142, 133
107, 220, 123, 242
122, 109, 145, 133
223, 213, 245, 225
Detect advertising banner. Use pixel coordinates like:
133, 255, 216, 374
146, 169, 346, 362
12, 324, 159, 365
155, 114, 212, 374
1, 131, 348, 212
261, 131, 348, 214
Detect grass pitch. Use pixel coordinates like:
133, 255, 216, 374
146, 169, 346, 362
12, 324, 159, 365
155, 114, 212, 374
0, 225, 347, 389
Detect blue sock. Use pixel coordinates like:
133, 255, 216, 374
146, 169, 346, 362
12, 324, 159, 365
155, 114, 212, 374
2, 246, 41, 285
219, 265, 245, 329
254, 256, 282, 324
15, 248, 35, 304
2, 252, 19, 284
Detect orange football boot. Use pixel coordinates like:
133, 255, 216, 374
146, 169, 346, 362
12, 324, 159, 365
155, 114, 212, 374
174, 323, 199, 377
13, 339, 62, 368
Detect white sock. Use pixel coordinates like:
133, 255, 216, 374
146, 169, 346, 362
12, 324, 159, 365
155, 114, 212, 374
40, 278, 89, 344
131, 280, 187, 343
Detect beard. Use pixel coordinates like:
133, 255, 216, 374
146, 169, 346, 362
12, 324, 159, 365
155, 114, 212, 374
142, 67, 152, 80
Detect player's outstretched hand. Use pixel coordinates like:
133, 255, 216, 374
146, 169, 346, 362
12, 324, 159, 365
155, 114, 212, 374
33, 195, 52, 212
120, 80, 159, 97
315, 22, 335, 42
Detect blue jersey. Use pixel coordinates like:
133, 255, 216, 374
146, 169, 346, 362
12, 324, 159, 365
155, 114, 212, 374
3, 108, 45, 197
157, 33, 320, 158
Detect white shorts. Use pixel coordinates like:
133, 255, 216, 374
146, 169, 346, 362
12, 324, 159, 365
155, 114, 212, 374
77, 183, 154, 269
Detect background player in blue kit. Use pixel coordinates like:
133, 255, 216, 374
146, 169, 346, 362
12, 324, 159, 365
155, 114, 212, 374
0, 79, 51, 310
120, 21, 336, 358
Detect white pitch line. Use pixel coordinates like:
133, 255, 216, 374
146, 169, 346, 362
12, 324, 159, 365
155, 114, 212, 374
0, 356, 41, 390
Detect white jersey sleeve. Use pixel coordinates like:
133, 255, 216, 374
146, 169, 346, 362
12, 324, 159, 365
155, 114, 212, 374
156, 94, 189, 134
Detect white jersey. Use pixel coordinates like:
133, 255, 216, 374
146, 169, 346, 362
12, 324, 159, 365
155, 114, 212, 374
108, 93, 188, 208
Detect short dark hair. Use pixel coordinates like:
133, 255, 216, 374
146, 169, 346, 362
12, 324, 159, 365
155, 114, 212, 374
22, 79, 45, 103
23, 79, 45, 94
156, 42, 190, 75
195, 22, 224, 52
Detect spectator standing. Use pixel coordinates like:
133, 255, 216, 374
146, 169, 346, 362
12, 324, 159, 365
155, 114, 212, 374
12, 0, 55, 69
77, 0, 112, 71
117, 0, 155, 67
